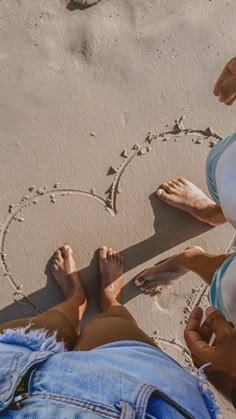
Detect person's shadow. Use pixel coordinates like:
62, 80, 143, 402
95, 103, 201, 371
0, 192, 211, 325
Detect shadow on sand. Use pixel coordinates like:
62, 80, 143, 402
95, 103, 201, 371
0, 193, 211, 325
66, 1, 99, 11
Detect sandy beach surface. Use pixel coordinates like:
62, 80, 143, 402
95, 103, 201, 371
0, 0, 236, 416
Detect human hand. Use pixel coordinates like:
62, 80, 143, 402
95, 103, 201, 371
184, 306, 236, 377
214, 57, 236, 105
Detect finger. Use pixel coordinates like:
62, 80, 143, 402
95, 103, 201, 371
199, 320, 214, 343
225, 93, 236, 106
219, 77, 236, 103
214, 65, 233, 96
205, 307, 233, 341
184, 307, 212, 355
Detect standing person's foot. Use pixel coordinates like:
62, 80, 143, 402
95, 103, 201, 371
99, 246, 123, 312
134, 246, 205, 296
156, 178, 226, 226
51, 245, 87, 310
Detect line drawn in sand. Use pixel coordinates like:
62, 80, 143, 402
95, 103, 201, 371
0, 116, 225, 320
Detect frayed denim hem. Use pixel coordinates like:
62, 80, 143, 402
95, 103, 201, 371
195, 364, 223, 419
0, 323, 66, 354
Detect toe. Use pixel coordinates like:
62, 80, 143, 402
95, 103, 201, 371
156, 188, 169, 201
141, 281, 157, 294
152, 286, 164, 296
162, 182, 174, 193
52, 263, 59, 272
107, 248, 113, 260
167, 180, 176, 188
99, 246, 108, 260
61, 244, 72, 258
172, 179, 181, 186
140, 285, 151, 293
134, 273, 147, 287
54, 250, 63, 263
178, 178, 188, 185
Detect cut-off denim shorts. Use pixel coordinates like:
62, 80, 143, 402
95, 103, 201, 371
0, 326, 221, 418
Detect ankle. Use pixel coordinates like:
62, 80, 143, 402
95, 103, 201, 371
203, 204, 226, 226
100, 296, 120, 312
178, 246, 205, 267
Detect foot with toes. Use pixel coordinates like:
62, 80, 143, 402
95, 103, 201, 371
156, 178, 226, 226
51, 244, 87, 306
134, 246, 205, 296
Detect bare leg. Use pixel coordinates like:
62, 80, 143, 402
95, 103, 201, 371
178, 248, 229, 286
156, 178, 226, 226
134, 246, 230, 295
74, 247, 157, 351
0, 245, 87, 350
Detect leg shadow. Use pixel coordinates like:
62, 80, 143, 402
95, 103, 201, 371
0, 192, 211, 324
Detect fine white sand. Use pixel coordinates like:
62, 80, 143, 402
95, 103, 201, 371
0, 0, 236, 415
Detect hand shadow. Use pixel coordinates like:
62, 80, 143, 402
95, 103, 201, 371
0, 192, 211, 324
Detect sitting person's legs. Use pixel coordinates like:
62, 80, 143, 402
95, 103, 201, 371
134, 131, 236, 325
74, 247, 157, 351
0, 245, 87, 350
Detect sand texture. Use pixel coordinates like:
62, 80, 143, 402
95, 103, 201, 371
1, 0, 236, 416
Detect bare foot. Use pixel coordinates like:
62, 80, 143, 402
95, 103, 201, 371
51, 245, 86, 303
134, 246, 205, 296
99, 246, 123, 311
156, 178, 226, 226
